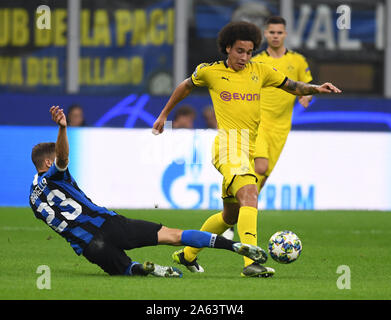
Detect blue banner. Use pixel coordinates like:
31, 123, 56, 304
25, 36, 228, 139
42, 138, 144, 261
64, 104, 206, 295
1, 93, 391, 131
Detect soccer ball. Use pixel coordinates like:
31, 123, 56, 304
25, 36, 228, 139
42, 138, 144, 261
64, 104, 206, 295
268, 231, 302, 264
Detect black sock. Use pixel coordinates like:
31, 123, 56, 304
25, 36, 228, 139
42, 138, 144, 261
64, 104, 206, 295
212, 235, 236, 252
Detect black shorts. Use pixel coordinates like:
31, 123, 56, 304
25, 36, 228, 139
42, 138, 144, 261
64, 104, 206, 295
83, 215, 162, 275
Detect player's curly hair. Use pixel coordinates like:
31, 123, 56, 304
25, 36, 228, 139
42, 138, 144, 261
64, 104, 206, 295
217, 21, 262, 56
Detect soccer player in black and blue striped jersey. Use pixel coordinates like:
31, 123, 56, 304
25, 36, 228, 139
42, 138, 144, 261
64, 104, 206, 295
29, 106, 268, 277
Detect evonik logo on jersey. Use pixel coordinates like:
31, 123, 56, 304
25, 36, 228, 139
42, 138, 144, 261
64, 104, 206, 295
220, 91, 260, 102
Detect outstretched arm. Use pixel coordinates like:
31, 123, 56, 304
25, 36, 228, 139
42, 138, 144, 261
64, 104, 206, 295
49, 106, 69, 170
281, 79, 341, 96
152, 78, 195, 134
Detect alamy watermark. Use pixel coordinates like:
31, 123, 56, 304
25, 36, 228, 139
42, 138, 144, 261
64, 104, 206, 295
336, 265, 351, 290
150, 124, 251, 174
36, 5, 51, 30
36, 265, 51, 290
336, 5, 351, 30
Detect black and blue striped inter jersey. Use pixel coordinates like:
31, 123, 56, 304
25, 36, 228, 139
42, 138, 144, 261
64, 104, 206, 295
29, 162, 117, 255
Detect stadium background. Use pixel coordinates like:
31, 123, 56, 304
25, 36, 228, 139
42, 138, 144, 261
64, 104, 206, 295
1, 0, 390, 211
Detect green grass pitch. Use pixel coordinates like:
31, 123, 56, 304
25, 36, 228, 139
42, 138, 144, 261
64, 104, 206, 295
0, 207, 390, 300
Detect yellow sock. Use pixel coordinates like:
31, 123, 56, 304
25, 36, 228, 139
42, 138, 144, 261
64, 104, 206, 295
183, 211, 233, 262
237, 206, 258, 267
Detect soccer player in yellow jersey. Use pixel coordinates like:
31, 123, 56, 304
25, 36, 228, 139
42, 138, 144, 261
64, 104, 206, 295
251, 16, 313, 190
153, 21, 341, 277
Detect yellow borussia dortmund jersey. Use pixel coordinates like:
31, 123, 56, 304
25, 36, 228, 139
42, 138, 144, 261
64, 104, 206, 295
252, 50, 312, 132
191, 60, 287, 159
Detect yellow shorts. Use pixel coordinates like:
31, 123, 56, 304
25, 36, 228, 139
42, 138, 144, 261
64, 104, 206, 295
212, 138, 258, 203
254, 127, 289, 176
218, 164, 258, 202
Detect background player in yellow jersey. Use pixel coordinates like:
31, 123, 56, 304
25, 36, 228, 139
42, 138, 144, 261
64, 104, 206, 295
251, 16, 313, 191
153, 21, 341, 278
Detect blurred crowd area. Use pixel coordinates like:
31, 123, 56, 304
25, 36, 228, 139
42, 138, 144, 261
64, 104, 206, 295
0, 0, 389, 130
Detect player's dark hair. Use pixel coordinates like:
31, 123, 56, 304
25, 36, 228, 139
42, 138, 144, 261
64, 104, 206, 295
31, 142, 55, 171
173, 105, 196, 121
217, 21, 262, 55
265, 16, 286, 26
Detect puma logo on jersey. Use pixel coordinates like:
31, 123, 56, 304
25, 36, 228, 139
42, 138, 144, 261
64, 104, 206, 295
221, 76, 229, 81
245, 232, 257, 238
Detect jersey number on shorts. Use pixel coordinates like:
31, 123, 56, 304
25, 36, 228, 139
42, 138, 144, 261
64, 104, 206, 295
36, 189, 82, 233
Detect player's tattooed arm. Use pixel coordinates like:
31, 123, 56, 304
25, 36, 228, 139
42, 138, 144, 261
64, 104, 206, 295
282, 79, 319, 95
282, 78, 341, 95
